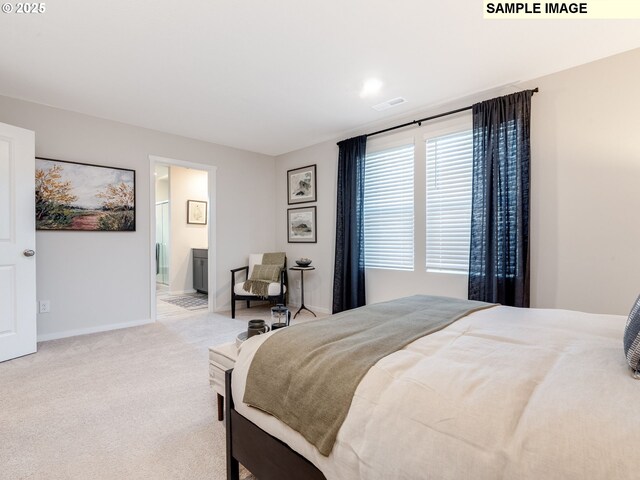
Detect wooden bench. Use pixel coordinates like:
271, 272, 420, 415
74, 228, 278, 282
208, 341, 238, 420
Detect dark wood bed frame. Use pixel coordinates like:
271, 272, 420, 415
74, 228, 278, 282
225, 369, 326, 480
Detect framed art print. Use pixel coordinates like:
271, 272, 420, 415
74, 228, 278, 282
187, 200, 207, 225
287, 164, 317, 204
288, 206, 317, 243
35, 157, 135, 231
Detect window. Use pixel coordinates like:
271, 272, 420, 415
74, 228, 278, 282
425, 130, 473, 273
363, 144, 414, 270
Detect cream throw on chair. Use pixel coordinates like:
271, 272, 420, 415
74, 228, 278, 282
243, 252, 285, 297
231, 252, 287, 318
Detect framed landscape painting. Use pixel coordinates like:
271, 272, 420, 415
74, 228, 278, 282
35, 158, 136, 231
287, 206, 317, 243
287, 164, 317, 204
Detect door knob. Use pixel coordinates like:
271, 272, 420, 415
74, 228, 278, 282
23, 249, 35, 257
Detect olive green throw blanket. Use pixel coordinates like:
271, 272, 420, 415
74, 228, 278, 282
243, 295, 494, 456
242, 252, 285, 297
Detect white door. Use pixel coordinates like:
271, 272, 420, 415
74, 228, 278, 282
0, 122, 36, 362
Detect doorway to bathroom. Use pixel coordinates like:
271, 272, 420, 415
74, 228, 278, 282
150, 156, 217, 320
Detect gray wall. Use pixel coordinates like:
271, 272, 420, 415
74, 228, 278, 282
275, 48, 640, 316
3, 46, 639, 342
0, 95, 276, 340
276, 143, 337, 313
522, 48, 640, 315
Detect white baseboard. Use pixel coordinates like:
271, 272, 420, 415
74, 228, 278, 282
37, 318, 154, 342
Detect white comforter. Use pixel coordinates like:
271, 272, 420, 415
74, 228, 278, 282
232, 306, 639, 479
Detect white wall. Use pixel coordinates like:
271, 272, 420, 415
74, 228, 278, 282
0, 94, 276, 340
155, 165, 169, 202
3, 47, 638, 341
168, 165, 208, 294
523, 48, 640, 315
276, 144, 337, 313
275, 48, 640, 316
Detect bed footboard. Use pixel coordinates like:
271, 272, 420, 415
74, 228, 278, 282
225, 369, 326, 480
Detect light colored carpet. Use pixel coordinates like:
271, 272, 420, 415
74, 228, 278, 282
0, 304, 285, 480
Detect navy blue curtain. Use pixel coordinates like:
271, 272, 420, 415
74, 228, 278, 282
468, 90, 533, 307
332, 135, 367, 313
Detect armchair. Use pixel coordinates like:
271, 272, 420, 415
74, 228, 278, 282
230, 253, 287, 318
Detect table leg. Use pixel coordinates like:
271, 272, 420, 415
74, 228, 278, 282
294, 270, 317, 318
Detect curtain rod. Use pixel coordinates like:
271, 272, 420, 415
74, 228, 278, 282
345, 88, 539, 142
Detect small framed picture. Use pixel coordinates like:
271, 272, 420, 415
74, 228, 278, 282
287, 206, 317, 243
287, 164, 317, 205
187, 200, 207, 225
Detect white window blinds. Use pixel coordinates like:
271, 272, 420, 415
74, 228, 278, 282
426, 130, 473, 273
364, 144, 414, 270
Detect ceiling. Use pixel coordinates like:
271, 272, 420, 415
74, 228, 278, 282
1, 1, 638, 156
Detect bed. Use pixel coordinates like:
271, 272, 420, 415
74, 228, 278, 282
225, 295, 639, 480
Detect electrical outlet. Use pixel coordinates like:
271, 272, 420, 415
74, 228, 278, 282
39, 300, 50, 314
